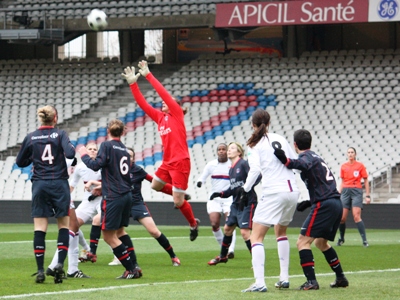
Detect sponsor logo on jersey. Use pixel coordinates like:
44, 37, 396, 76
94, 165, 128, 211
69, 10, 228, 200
236, 168, 240, 173
159, 125, 172, 136
353, 171, 359, 177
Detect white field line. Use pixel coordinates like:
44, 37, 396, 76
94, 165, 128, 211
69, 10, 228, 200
1, 268, 400, 299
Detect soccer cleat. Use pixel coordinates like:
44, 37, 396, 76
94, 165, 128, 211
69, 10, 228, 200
79, 249, 88, 262
298, 280, 319, 290
363, 241, 369, 247
275, 280, 290, 289
45, 268, 55, 277
171, 257, 181, 266
241, 283, 267, 293
134, 264, 143, 277
336, 238, 344, 246
190, 218, 200, 241
53, 263, 65, 284
108, 256, 121, 266
228, 252, 235, 259
208, 255, 228, 266
32, 270, 45, 283
67, 270, 91, 278
86, 252, 97, 263
116, 268, 141, 279
330, 276, 349, 288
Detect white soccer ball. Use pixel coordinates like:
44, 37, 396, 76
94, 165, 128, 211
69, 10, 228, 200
87, 9, 108, 31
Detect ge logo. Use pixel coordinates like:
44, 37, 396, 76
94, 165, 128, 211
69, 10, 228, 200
378, 0, 399, 19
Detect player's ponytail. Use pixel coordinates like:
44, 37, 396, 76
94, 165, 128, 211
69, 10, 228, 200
37, 105, 57, 126
108, 119, 125, 137
247, 108, 270, 148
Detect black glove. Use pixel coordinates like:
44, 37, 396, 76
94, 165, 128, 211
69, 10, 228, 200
71, 157, 78, 166
184, 193, 191, 201
210, 192, 222, 200
88, 194, 96, 201
197, 182, 202, 188
274, 148, 288, 164
296, 200, 311, 212
237, 187, 249, 211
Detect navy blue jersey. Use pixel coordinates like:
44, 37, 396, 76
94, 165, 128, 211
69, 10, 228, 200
286, 150, 340, 204
130, 163, 147, 204
221, 158, 260, 204
81, 139, 131, 200
16, 126, 75, 180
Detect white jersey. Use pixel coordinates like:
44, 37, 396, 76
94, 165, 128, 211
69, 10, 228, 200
197, 159, 232, 200
69, 162, 102, 201
243, 133, 299, 195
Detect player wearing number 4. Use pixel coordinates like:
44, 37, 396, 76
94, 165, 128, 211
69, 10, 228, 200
16, 105, 75, 284
122, 62, 200, 241
274, 129, 348, 290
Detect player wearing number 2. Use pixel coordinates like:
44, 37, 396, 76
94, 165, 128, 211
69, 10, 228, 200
16, 105, 75, 284
241, 108, 300, 293
78, 119, 141, 279
273, 129, 348, 290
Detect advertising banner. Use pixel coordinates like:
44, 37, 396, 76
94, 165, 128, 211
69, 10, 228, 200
368, 0, 400, 22
215, 0, 369, 27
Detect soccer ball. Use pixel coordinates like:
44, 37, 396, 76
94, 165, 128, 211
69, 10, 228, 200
87, 9, 108, 31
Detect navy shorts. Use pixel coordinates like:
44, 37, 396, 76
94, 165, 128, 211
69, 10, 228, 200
300, 198, 342, 241
31, 179, 70, 218
131, 202, 152, 221
101, 192, 132, 231
226, 202, 257, 229
341, 188, 363, 209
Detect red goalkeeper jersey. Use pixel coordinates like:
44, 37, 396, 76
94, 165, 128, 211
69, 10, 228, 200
130, 73, 189, 164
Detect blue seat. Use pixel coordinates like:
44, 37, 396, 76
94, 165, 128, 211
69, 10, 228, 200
236, 83, 245, 90
97, 127, 107, 136
268, 101, 278, 107
230, 120, 240, 126
187, 140, 195, 148
257, 95, 267, 102
118, 116, 126, 123
217, 83, 227, 90
87, 132, 97, 140
71, 140, 78, 147
199, 90, 209, 96
258, 101, 267, 107
190, 90, 199, 97
154, 102, 163, 108
246, 89, 255, 96
227, 83, 235, 90
255, 88, 265, 96
194, 136, 205, 144
213, 129, 223, 137
245, 83, 254, 90
154, 152, 163, 160
77, 137, 88, 145
144, 157, 154, 165
267, 95, 276, 102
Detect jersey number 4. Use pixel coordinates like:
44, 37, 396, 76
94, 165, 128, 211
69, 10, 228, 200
42, 144, 55, 164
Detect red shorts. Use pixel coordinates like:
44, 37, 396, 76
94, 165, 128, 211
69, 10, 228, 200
155, 158, 190, 190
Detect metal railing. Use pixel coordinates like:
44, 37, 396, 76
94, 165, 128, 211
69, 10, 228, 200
370, 164, 393, 202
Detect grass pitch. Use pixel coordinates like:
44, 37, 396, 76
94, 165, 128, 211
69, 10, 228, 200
0, 224, 399, 300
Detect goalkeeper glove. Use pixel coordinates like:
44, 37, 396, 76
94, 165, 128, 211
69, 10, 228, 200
121, 66, 141, 85
296, 200, 311, 212
138, 60, 150, 77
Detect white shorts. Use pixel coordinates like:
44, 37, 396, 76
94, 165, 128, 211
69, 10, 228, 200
75, 197, 102, 223
207, 197, 233, 215
253, 192, 300, 227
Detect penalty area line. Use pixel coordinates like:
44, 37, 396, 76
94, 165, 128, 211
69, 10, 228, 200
1, 268, 400, 299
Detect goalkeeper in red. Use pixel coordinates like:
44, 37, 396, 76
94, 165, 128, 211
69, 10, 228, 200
274, 129, 348, 290
122, 62, 199, 241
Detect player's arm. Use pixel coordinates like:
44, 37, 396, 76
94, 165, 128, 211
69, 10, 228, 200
243, 148, 261, 192
337, 166, 344, 193
138, 61, 182, 115
79, 145, 106, 171
16, 137, 32, 168
274, 148, 310, 171
197, 162, 212, 188
62, 131, 76, 159
362, 165, 371, 203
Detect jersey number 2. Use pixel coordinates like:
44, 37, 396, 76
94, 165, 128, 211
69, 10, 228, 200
321, 162, 334, 181
41, 144, 55, 164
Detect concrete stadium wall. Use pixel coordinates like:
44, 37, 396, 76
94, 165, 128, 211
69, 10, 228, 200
0, 201, 398, 229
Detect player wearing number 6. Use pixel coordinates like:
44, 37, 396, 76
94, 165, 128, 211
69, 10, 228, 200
16, 105, 76, 284
241, 108, 300, 293
274, 129, 348, 290
78, 119, 141, 279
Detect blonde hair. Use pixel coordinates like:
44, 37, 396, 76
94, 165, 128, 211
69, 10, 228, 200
108, 119, 125, 137
37, 105, 57, 126
228, 141, 244, 158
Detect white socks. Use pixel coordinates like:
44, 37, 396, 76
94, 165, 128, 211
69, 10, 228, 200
276, 236, 290, 281
213, 228, 223, 245
78, 229, 90, 251
251, 243, 266, 287
67, 232, 80, 275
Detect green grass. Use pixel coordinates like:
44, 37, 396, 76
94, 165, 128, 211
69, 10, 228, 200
0, 224, 400, 299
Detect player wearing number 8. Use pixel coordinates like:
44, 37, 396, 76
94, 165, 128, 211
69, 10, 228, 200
241, 109, 300, 293
16, 105, 76, 284
78, 119, 141, 279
